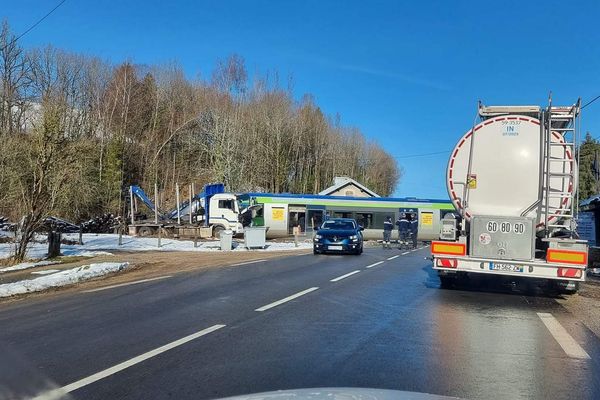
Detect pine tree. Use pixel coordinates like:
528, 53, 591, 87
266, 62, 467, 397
577, 132, 600, 201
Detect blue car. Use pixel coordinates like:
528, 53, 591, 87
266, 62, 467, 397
313, 218, 364, 255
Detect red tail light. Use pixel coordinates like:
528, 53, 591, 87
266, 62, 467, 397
437, 258, 457, 268
557, 268, 582, 278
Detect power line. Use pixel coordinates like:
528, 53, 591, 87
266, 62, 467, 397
582, 94, 600, 110
0, 0, 67, 52
393, 150, 451, 159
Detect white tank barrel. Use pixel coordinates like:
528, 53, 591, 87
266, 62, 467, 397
446, 115, 576, 231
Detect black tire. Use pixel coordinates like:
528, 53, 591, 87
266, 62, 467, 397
138, 226, 155, 237
213, 225, 225, 239
313, 248, 320, 255
552, 280, 579, 295
565, 282, 579, 294
439, 276, 455, 289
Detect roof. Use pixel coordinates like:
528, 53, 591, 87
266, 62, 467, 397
581, 194, 600, 208
318, 177, 380, 197
240, 192, 452, 205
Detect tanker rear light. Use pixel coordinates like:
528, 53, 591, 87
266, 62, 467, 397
431, 241, 466, 256
546, 249, 587, 265
436, 258, 457, 269
557, 268, 583, 278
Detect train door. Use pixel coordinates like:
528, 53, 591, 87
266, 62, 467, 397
417, 208, 439, 240
288, 205, 307, 234
263, 203, 288, 238
306, 206, 325, 235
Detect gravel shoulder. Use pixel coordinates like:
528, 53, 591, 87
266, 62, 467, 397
557, 276, 600, 338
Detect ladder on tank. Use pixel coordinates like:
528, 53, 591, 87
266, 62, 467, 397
541, 95, 581, 237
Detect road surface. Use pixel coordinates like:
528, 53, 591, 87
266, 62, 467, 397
0, 246, 599, 400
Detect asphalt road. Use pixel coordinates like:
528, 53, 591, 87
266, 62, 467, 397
1, 246, 599, 400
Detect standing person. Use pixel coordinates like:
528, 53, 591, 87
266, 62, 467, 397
383, 216, 393, 249
397, 213, 409, 248
410, 213, 419, 249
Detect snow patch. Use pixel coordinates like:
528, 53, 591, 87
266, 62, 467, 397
64, 250, 114, 258
0, 233, 311, 260
0, 262, 129, 298
31, 269, 61, 275
0, 260, 59, 274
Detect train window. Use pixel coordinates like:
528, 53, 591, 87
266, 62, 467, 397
355, 213, 373, 229
333, 211, 353, 219
372, 212, 393, 229
441, 210, 458, 219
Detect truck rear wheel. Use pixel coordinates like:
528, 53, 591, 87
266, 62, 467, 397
550, 280, 579, 295
439, 275, 455, 289
213, 225, 225, 239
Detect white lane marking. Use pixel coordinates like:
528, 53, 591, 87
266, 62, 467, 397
330, 270, 361, 282
255, 287, 319, 312
401, 251, 410, 255
231, 259, 267, 267
33, 324, 226, 400
537, 313, 590, 359
82, 276, 172, 293
387, 255, 400, 260
365, 261, 384, 269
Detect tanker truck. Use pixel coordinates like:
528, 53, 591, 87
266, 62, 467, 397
431, 97, 588, 293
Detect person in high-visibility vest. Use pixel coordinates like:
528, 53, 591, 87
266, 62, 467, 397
396, 213, 410, 248
383, 216, 393, 249
410, 213, 419, 249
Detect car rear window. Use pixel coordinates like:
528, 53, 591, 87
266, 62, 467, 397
321, 220, 355, 230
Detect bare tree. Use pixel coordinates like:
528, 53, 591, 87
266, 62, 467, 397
11, 99, 70, 262
0, 36, 402, 238
0, 21, 31, 135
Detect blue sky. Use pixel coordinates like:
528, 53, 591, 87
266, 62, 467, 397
3, 0, 600, 199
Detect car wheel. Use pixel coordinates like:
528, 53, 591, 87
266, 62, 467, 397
313, 248, 320, 255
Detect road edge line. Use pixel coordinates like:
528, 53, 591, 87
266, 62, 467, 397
537, 312, 590, 359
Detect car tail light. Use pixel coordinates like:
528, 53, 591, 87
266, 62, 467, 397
557, 268, 582, 278
431, 241, 466, 256
437, 258, 457, 268
547, 249, 587, 265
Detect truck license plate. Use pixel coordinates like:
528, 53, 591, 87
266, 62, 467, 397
489, 262, 523, 272
328, 245, 343, 251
